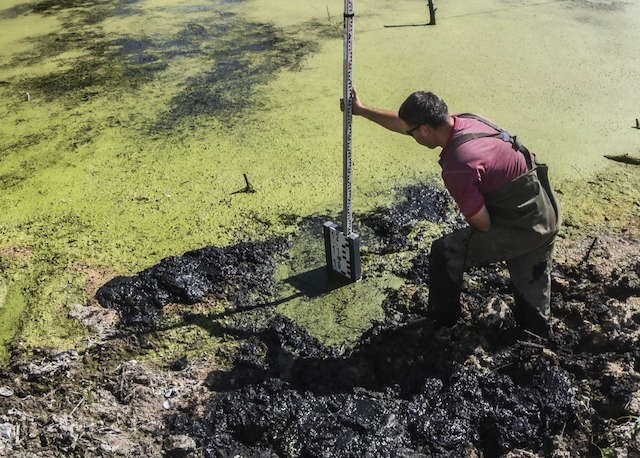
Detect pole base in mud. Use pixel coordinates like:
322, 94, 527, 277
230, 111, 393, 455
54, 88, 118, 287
323, 222, 361, 282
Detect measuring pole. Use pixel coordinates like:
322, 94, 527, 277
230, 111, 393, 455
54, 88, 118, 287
323, 0, 361, 282
343, 0, 355, 235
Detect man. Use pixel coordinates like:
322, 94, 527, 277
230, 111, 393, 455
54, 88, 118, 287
348, 90, 561, 336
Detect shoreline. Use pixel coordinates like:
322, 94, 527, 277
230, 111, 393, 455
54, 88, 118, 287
0, 174, 638, 456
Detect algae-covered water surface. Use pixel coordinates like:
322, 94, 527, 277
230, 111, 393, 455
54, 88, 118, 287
0, 0, 639, 362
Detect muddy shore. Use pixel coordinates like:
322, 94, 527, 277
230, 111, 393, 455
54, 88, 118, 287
1, 181, 639, 457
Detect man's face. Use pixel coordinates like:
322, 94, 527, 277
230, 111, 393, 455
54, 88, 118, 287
408, 124, 438, 149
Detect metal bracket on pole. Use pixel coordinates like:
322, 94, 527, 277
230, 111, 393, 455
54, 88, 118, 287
324, 0, 361, 282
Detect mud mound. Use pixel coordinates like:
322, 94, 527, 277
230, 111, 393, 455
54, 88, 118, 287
96, 239, 289, 331
171, 313, 576, 457
360, 181, 465, 253
204, 314, 339, 392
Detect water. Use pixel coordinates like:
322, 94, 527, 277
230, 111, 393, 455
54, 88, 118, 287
0, 0, 638, 360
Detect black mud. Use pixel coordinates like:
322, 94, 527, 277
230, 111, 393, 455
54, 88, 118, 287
96, 238, 289, 332
172, 312, 576, 457
360, 181, 466, 253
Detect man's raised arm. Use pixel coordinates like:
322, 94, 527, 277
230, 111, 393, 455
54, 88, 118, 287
344, 88, 410, 134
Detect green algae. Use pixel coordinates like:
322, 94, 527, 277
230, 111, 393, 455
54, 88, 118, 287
274, 219, 402, 348
137, 303, 238, 368
16, 265, 88, 352
555, 161, 640, 231
0, 277, 27, 363
0, 0, 639, 364
0, 248, 90, 363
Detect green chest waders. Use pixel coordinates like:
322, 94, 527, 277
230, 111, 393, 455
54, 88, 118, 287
427, 114, 561, 332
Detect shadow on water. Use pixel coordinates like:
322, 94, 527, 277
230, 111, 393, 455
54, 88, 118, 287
0, 3, 34, 20
155, 268, 347, 337
177, 263, 353, 327
284, 266, 353, 298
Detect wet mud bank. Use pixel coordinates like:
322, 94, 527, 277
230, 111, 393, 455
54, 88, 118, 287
96, 239, 290, 332
183, 317, 576, 457
1, 181, 640, 456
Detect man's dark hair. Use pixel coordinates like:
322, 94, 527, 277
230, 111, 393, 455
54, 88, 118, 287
398, 91, 449, 128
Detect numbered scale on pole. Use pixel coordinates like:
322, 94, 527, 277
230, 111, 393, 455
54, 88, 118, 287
324, 0, 361, 282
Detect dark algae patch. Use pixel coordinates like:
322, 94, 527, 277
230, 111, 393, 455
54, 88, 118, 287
157, 17, 319, 129
7, 1, 322, 129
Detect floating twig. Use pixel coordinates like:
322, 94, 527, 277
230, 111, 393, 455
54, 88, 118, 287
384, 22, 429, 28
427, 0, 437, 25
242, 173, 256, 193
604, 153, 640, 166
232, 173, 257, 194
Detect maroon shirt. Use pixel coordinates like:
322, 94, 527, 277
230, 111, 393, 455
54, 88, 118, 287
439, 115, 530, 218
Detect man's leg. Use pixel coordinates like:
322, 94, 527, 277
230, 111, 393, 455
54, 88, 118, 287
506, 241, 555, 336
427, 228, 474, 326
428, 225, 555, 328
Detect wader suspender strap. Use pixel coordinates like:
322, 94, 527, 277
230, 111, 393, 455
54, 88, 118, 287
448, 113, 534, 170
